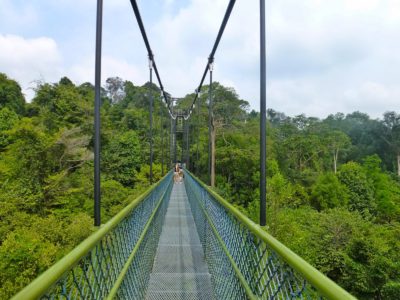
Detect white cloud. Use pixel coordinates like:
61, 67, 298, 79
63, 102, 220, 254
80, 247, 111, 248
344, 0, 380, 13
68, 55, 146, 87
343, 82, 400, 115
1, 0, 400, 118
0, 34, 62, 99
147, 0, 400, 118
0, 34, 147, 101
147, 0, 259, 101
263, 0, 400, 118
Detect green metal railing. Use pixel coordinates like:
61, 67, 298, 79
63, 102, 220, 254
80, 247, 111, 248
184, 170, 356, 300
13, 168, 356, 300
12, 172, 173, 300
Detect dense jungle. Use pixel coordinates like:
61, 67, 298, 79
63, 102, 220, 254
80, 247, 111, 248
0, 73, 399, 299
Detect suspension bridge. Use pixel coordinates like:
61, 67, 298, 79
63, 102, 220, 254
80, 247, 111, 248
12, 0, 356, 299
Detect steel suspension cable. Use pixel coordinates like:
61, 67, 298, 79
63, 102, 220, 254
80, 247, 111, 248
184, 0, 237, 120
129, 0, 236, 121
129, 0, 175, 119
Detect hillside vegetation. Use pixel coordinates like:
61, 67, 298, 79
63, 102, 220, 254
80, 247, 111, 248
0, 73, 399, 299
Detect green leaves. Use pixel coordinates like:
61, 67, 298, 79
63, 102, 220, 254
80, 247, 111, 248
0, 213, 93, 299
269, 208, 400, 299
362, 155, 400, 222
31, 80, 92, 131
338, 162, 376, 217
0, 107, 19, 148
1, 72, 400, 299
311, 173, 349, 210
102, 130, 142, 187
0, 73, 25, 115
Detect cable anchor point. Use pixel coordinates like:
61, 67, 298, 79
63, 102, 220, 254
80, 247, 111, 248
208, 61, 214, 72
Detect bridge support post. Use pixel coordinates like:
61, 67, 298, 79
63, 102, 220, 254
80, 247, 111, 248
94, 0, 103, 227
173, 119, 177, 164
196, 97, 200, 174
169, 117, 171, 167
161, 97, 165, 176
170, 118, 173, 166
181, 121, 184, 164
149, 58, 154, 184
185, 119, 190, 168
208, 62, 214, 186
260, 0, 267, 226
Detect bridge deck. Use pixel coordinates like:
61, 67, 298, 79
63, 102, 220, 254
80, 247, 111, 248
146, 183, 214, 300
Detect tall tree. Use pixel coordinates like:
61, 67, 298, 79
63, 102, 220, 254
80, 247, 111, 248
105, 77, 126, 104
311, 173, 349, 210
325, 130, 351, 173
0, 73, 25, 115
363, 155, 400, 222
0, 107, 19, 149
381, 112, 400, 177
206, 82, 248, 186
338, 162, 376, 217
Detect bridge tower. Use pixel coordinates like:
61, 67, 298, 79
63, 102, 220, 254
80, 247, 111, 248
170, 100, 188, 166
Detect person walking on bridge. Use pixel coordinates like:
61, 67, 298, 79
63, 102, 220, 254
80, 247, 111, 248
174, 163, 180, 183
178, 165, 184, 183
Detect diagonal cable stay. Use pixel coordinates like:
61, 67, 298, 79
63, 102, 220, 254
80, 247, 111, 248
184, 0, 236, 120
129, 0, 236, 120
129, 0, 175, 119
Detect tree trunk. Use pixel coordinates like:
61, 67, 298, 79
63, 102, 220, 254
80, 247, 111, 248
211, 125, 216, 187
333, 150, 338, 174
397, 153, 400, 177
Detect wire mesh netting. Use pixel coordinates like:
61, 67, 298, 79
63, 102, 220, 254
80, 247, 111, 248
184, 172, 323, 300
39, 173, 173, 300
146, 183, 214, 300
15, 170, 353, 300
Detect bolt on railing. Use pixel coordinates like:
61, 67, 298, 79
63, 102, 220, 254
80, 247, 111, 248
184, 169, 356, 300
12, 172, 173, 300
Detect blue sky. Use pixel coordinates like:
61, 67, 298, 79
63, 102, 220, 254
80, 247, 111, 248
1, 0, 400, 118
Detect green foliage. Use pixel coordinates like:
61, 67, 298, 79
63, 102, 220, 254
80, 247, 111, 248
1, 73, 400, 299
270, 208, 400, 299
382, 281, 400, 300
186, 81, 400, 298
0, 213, 93, 299
0, 107, 19, 148
0, 75, 167, 297
0, 118, 57, 213
134, 163, 164, 187
0, 73, 25, 115
381, 111, 400, 173
363, 155, 400, 222
311, 173, 349, 210
338, 162, 376, 217
100, 180, 129, 221
268, 172, 294, 209
31, 80, 92, 131
102, 130, 142, 186
208, 82, 249, 125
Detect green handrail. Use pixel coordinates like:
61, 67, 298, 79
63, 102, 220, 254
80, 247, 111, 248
195, 189, 257, 300
186, 169, 356, 300
12, 172, 171, 300
105, 180, 167, 300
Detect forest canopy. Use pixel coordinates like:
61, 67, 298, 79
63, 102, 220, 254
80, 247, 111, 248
0, 73, 399, 299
